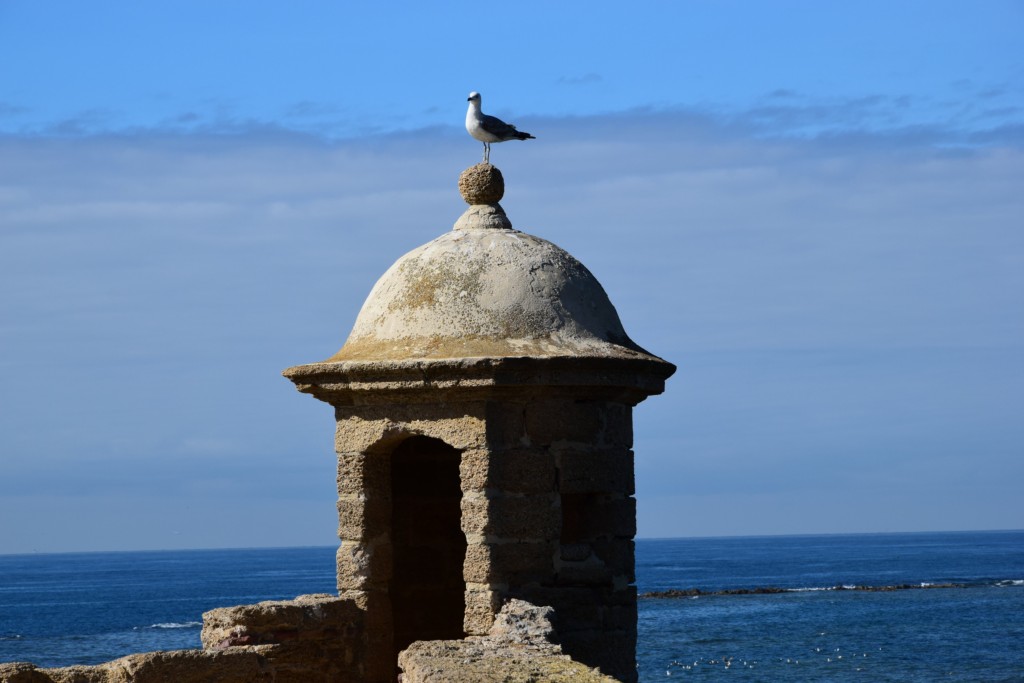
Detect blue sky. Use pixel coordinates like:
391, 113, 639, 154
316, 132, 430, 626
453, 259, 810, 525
1, 1, 1022, 553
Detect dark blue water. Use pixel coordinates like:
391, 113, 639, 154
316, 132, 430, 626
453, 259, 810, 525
0, 547, 336, 668
635, 531, 1024, 681
1, 531, 1021, 681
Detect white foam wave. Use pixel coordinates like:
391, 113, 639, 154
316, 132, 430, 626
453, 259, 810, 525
145, 621, 201, 630
996, 579, 1024, 587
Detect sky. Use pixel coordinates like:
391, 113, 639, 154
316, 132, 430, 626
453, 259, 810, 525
1, 1, 1022, 553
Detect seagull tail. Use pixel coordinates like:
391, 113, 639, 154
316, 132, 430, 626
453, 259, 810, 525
513, 131, 536, 141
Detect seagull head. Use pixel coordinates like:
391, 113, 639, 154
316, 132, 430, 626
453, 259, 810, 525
467, 91, 481, 103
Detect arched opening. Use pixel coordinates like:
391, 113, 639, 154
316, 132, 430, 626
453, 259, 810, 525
389, 435, 466, 660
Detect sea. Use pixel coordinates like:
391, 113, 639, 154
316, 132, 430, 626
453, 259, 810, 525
1, 530, 1021, 682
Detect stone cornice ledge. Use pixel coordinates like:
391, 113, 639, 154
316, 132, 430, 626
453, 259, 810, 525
283, 355, 676, 406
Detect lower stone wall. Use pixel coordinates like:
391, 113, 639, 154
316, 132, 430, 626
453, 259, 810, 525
0, 594, 363, 683
0, 596, 627, 683
202, 593, 364, 682
0, 649, 272, 683
399, 640, 619, 683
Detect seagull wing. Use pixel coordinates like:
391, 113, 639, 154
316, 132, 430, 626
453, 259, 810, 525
480, 114, 533, 141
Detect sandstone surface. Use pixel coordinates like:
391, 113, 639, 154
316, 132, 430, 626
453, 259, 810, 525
398, 600, 619, 683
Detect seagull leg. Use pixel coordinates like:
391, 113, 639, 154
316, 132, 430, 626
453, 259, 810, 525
483, 142, 490, 164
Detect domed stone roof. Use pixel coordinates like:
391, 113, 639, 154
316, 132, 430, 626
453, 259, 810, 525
322, 164, 662, 364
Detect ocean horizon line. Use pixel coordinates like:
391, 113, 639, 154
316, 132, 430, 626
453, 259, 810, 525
3, 527, 1021, 558
635, 527, 1024, 542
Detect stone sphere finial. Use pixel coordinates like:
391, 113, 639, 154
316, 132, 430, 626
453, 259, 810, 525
459, 163, 504, 205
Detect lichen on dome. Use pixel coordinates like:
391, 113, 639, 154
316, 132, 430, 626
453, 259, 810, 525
320, 164, 661, 364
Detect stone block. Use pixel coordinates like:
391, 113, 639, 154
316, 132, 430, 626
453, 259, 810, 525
495, 449, 557, 494
336, 403, 487, 453
611, 585, 638, 606
463, 587, 504, 635
201, 594, 360, 649
336, 494, 389, 542
592, 538, 635, 583
459, 448, 490, 493
598, 496, 637, 539
557, 447, 634, 494
409, 412, 486, 451
556, 557, 614, 586
524, 399, 603, 446
336, 541, 391, 590
461, 493, 560, 539
484, 400, 528, 449
560, 543, 592, 562
339, 589, 393, 682
599, 402, 633, 448
460, 448, 556, 494
114, 649, 275, 683
463, 543, 494, 584
334, 414, 391, 455
563, 495, 636, 541
464, 541, 555, 584
607, 602, 638, 631
398, 637, 618, 683
337, 451, 390, 496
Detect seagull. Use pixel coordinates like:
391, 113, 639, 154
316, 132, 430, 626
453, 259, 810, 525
465, 92, 535, 163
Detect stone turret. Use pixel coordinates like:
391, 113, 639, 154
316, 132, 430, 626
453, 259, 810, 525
284, 164, 675, 682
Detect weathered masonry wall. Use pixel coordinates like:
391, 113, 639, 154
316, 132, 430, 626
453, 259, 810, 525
329, 385, 642, 683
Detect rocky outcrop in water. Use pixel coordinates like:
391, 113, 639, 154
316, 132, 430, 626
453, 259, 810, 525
641, 583, 967, 598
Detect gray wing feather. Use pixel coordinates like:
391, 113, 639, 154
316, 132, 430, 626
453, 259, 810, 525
480, 114, 520, 140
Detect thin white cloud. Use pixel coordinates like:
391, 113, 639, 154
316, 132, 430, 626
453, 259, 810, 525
10, 83, 1019, 144
1, 108, 1021, 548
